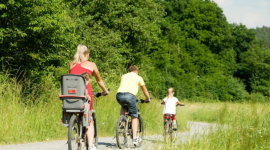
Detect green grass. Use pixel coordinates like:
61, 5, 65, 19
2, 72, 269, 149
0, 73, 66, 144
160, 102, 270, 150
0, 73, 188, 145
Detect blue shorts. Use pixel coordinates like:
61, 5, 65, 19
116, 92, 138, 118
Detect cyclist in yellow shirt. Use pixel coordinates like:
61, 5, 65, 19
116, 65, 150, 145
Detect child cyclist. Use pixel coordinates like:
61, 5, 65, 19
162, 88, 184, 130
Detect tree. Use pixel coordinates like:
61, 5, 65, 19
240, 45, 270, 95
0, 0, 77, 79
255, 26, 270, 49
64, 0, 164, 71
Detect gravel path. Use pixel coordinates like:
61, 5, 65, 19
0, 121, 216, 150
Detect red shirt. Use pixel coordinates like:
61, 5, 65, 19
70, 62, 93, 110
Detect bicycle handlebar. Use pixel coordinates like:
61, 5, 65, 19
161, 103, 185, 106
136, 98, 152, 103
93, 88, 110, 98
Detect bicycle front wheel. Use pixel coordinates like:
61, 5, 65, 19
135, 115, 144, 147
68, 114, 81, 150
116, 115, 127, 149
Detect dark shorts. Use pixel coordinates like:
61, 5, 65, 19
116, 92, 138, 118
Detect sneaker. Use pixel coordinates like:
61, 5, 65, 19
173, 123, 177, 131
88, 145, 96, 150
133, 138, 138, 145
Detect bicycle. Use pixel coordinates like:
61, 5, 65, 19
59, 74, 109, 150
161, 103, 185, 143
116, 99, 150, 149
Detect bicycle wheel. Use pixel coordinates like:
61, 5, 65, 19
163, 117, 171, 143
171, 120, 177, 141
135, 115, 144, 147
116, 115, 127, 149
68, 114, 81, 150
83, 127, 89, 150
92, 110, 98, 148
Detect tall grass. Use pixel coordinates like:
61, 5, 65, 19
5, 71, 269, 149
0, 72, 188, 144
160, 102, 270, 150
0, 72, 66, 144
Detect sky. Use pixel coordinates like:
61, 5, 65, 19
213, 0, 270, 29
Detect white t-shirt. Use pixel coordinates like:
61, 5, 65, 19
163, 97, 179, 114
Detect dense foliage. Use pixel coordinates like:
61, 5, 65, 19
1, 0, 270, 102
255, 26, 270, 49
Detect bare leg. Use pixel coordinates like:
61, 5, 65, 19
173, 120, 176, 124
131, 117, 137, 139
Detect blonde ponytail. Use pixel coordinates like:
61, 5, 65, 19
72, 45, 89, 64
167, 88, 174, 101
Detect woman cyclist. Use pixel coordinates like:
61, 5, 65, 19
116, 65, 150, 145
69, 44, 108, 150
161, 88, 184, 130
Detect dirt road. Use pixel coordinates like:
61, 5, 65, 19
0, 121, 216, 150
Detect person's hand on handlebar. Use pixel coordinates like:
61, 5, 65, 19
101, 91, 108, 96
144, 98, 152, 103
177, 101, 184, 106
101, 88, 110, 96
144, 99, 150, 103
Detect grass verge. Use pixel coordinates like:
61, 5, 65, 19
0, 73, 188, 145
160, 102, 270, 150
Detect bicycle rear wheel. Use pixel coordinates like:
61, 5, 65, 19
92, 110, 98, 148
116, 115, 127, 149
172, 120, 177, 141
163, 117, 171, 143
83, 127, 89, 150
135, 115, 144, 147
68, 114, 81, 150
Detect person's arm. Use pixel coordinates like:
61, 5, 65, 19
140, 85, 150, 102
161, 97, 166, 104
86, 90, 91, 101
92, 63, 108, 95
177, 101, 184, 106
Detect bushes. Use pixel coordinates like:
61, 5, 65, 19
155, 73, 250, 102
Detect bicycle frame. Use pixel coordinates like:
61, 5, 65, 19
164, 114, 174, 129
